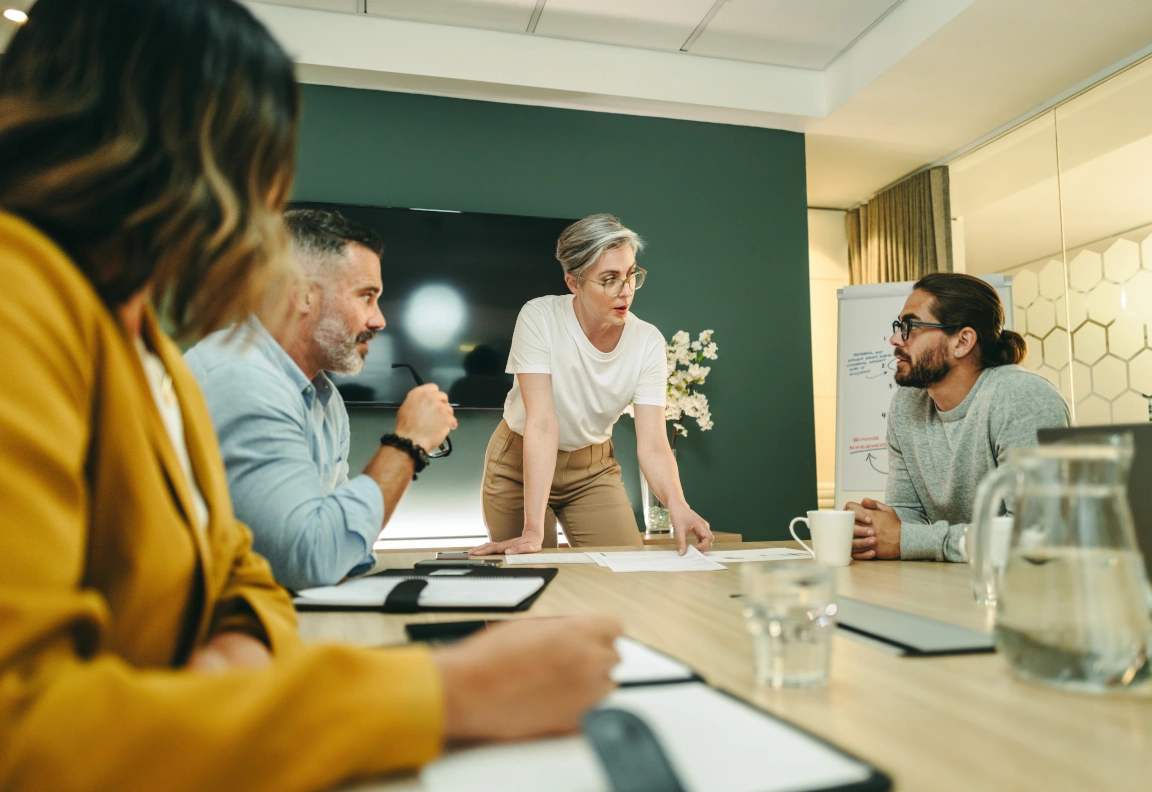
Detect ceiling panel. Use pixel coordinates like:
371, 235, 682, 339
262, 0, 360, 12
691, 0, 899, 69
806, 133, 941, 209
365, 0, 537, 33
535, 0, 717, 52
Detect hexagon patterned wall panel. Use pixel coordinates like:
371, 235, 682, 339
1012, 257, 1070, 400
1010, 225, 1152, 425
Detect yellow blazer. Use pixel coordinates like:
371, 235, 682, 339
0, 212, 442, 791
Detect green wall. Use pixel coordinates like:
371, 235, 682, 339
294, 84, 815, 542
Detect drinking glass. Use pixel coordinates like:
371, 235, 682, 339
741, 563, 837, 689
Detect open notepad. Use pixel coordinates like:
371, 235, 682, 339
399, 626, 888, 790
292, 569, 556, 612
611, 636, 701, 685
419, 683, 889, 792
406, 623, 703, 687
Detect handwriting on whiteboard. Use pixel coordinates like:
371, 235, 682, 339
848, 435, 886, 454
846, 349, 892, 380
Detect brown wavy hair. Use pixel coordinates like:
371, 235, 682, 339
914, 273, 1027, 367
0, 0, 300, 338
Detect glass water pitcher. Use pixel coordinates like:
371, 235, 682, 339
969, 438, 1152, 693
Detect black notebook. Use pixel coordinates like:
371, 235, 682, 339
292, 567, 557, 613
835, 597, 995, 656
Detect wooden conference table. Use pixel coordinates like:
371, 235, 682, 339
296, 542, 1152, 791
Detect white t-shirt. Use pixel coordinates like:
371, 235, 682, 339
503, 295, 667, 452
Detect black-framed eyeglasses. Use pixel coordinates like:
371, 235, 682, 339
892, 318, 958, 342
577, 267, 647, 297
391, 363, 452, 458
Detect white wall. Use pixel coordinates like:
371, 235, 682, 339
949, 56, 1152, 426
808, 209, 850, 508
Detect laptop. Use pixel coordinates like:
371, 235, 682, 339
1037, 424, 1152, 577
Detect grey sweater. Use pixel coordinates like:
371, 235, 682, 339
886, 364, 1071, 562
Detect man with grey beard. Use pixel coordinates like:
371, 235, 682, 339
186, 209, 456, 589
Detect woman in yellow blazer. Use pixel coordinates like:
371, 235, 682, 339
0, 2, 620, 791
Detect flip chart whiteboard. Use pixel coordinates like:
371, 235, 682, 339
833, 275, 1013, 509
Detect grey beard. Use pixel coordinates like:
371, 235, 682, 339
315, 314, 367, 375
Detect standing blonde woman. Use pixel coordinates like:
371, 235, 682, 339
471, 214, 713, 557
0, 2, 620, 790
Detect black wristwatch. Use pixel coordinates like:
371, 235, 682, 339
380, 433, 430, 479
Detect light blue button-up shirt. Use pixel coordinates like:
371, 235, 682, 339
185, 317, 384, 589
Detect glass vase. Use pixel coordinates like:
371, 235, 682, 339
640, 449, 674, 534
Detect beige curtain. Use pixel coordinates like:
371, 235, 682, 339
846, 167, 952, 285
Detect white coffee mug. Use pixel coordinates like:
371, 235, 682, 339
789, 510, 855, 567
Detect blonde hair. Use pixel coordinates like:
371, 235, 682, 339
0, 0, 300, 339
555, 214, 644, 278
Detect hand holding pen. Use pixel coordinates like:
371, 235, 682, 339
392, 363, 455, 458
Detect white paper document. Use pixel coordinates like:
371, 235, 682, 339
611, 637, 696, 685
504, 552, 594, 565
704, 548, 810, 562
585, 545, 727, 573
422, 735, 607, 792
420, 682, 875, 792
293, 575, 544, 609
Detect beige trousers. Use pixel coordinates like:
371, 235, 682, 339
481, 420, 643, 548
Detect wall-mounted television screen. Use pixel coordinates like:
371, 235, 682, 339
289, 201, 574, 408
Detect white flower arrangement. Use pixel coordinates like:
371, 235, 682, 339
666, 329, 717, 446
626, 329, 717, 448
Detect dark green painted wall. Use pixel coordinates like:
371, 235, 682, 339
294, 84, 815, 542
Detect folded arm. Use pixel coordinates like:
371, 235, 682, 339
845, 422, 935, 560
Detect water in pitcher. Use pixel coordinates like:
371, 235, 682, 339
997, 546, 1151, 692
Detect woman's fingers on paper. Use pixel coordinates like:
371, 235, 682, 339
696, 524, 714, 552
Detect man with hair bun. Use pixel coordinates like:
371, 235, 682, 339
845, 273, 1070, 563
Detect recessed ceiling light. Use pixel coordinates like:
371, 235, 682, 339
3, 9, 28, 23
